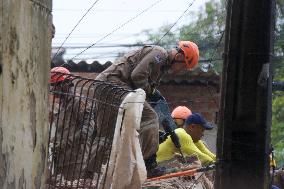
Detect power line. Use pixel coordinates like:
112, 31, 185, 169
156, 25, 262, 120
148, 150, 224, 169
155, 0, 196, 45
53, 0, 226, 64
54, 31, 223, 37
55, 32, 142, 36
52, 43, 152, 49
52, 0, 101, 61
71, 0, 197, 61
51, 31, 225, 49
54, 8, 185, 13
203, 25, 225, 108
71, 0, 164, 60
210, 30, 225, 61
53, 33, 144, 39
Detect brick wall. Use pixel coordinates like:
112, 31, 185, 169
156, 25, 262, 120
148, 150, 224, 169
73, 72, 220, 124
158, 83, 220, 124
72, 72, 220, 152
158, 83, 220, 153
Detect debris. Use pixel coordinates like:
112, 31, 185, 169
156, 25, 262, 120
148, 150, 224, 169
142, 155, 214, 189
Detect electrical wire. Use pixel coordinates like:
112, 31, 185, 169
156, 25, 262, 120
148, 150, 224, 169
202, 29, 225, 109
155, 0, 196, 45
52, 0, 101, 61
53, 0, 226, 63
52, 43, 152, 49
69, 0, 197, 61
53, 8, 185, 13
71, 0, 164, 60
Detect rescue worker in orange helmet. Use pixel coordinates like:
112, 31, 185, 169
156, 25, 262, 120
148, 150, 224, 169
50, 66, 71, 84
49, 67, 97, 181
49, 66, 74, 99
96, 41, 199, 178
171, 106, 192, 128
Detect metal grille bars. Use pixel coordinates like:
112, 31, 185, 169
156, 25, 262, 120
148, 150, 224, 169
47, 72, 134, 189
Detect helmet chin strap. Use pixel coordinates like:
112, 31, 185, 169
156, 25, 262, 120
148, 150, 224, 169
170, 50, 181, 65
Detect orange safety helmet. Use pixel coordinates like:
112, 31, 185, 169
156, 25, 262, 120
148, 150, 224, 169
171, 106, 192, 120
178, 41, 199, 69
50, 66, 71, 84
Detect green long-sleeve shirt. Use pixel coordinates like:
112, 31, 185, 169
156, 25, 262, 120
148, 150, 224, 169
157, 128, 216, 165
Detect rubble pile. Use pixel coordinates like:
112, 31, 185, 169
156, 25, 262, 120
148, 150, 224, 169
142, 155, 214, 189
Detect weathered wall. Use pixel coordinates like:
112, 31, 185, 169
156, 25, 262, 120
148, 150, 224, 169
158, 84, 220, 123
0, 0, 52, 188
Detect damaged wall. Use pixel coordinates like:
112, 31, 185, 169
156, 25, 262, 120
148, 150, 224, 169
0, 0, 52, 188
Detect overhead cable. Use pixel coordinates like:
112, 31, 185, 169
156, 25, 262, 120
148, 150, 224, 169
70, 0, 196, 60
52, 0, 101, 61
71, 0, 164, 60
54, 8, 185, 13
204, 11, 226, 109
155, 0, 196, 45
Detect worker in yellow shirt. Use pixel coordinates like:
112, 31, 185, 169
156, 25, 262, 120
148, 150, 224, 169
157, 113, 216, 165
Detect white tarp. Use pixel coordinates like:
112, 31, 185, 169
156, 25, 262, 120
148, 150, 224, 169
105, 89, 147, 189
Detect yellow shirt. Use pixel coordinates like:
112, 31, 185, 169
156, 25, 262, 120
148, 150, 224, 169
270, 154, 276, 168
157, 128, 216, 165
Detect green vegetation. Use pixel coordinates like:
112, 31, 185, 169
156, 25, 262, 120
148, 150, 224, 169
143, 0, 284, 167
272, 0, 284, 167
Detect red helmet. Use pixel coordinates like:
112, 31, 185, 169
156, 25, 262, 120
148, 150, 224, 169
50, 67, 71, 84
178, 41, 199, 69
171, 106, 192, 120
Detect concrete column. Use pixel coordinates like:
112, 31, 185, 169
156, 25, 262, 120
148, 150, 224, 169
0, 0, 52, 188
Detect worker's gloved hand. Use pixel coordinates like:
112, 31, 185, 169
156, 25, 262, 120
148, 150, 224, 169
147, 89, 165, 102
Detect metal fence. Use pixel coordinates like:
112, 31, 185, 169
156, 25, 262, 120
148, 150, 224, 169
47, 73, 133, 189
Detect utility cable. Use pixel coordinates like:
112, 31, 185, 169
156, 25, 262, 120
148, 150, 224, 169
71, 0, 164, 60
52, 0, 101, 61
203, 24, 225, 109
71, 0, 196, 60
52, 43, 152, 49
210, 30, 225, 62
54, 8, 185, 13
154, 0, 196, 45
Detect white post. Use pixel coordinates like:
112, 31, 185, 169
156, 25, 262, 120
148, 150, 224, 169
105, 89, 147, 189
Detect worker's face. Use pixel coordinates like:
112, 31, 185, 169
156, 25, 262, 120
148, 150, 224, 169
187, 124, 205, 142
174, 118, 185, 128
174, 52, 185, 63
170, 52, 187, 74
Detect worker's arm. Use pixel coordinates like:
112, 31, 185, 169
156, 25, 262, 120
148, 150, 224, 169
176, 129, 215, 165
130, 47, 166, 94
194, 140, 216, 161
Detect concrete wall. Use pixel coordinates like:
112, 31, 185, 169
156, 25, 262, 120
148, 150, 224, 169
0, 0, 52, 188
